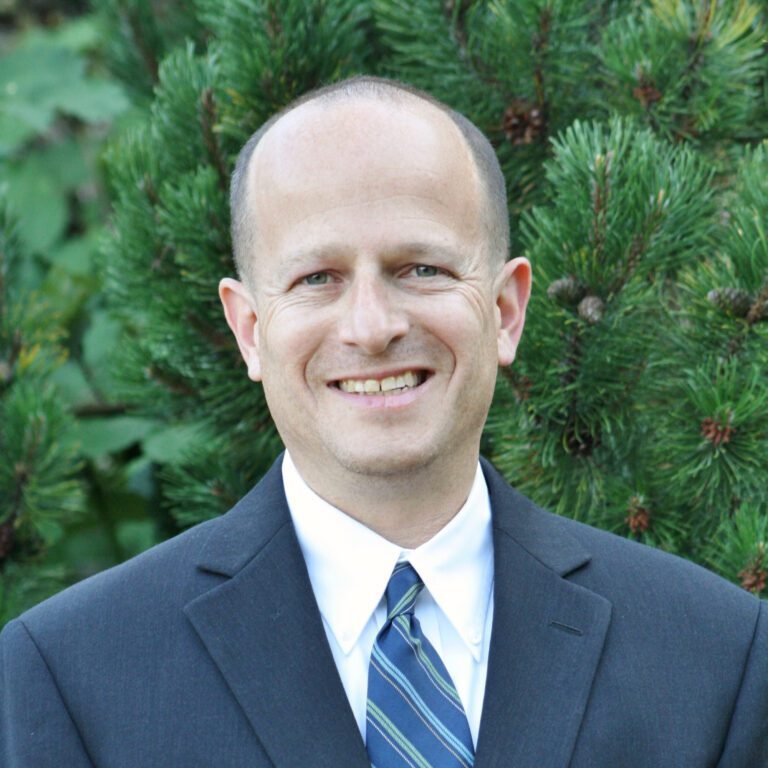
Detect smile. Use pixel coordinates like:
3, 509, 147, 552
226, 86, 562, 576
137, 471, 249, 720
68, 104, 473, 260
334, 370, 429, 395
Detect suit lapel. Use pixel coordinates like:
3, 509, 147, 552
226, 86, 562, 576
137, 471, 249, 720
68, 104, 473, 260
184, 459, 369, 768
475, 462, 612, 768
182, 456, 611, 767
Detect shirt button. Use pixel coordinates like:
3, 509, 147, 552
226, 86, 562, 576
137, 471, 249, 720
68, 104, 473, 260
470, 629, 482, 645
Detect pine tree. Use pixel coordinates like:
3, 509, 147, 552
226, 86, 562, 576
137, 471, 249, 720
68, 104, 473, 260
99, 0, 767, 597
0, 201, 84, 625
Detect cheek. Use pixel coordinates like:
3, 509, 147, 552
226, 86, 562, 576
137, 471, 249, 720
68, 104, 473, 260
259, 308, 329, 384
423, 294, 495, 359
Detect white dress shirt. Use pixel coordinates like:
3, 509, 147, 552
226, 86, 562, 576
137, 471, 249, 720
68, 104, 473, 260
282, 451, 494, 746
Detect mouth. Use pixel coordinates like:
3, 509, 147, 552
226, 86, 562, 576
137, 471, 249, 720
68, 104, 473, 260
332, 369, 430, 395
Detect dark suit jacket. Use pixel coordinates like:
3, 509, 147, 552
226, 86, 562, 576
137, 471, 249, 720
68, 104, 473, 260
2, 457, 766, 767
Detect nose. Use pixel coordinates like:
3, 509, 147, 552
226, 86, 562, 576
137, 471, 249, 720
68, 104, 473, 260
338, 274, 409, 354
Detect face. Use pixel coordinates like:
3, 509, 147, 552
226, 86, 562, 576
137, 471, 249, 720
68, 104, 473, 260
220, 97, 530, 487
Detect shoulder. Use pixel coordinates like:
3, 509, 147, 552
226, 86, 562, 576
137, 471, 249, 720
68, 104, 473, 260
482, 458, 761, 629
4, 514, 216, 650
4, 457, 290, 644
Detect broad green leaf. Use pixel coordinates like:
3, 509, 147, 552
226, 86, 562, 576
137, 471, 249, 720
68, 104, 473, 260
0, 106, 50, 155
3, 159, 68, 253
34, 519, 65, 546
125, 455, 156, 498
48, 233, 97, 276
56, 78, 130, 123
142, 423, 208, 465
0, 114, 34, 157
116, 519, 160, 559
45, 16, 103, 53
82, 311, 122, 392
50, 361, 98, 408
34, 138, 90, 189
76, 416, 158, 459
0, 39, 84, 116
41, 267, 93, 323
0, 33, 127, 141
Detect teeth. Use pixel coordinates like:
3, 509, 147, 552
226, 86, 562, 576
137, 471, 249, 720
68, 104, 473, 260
338, 370, 424, 394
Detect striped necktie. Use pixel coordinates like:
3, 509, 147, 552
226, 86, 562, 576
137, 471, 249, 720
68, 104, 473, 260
366, 562, 475, 768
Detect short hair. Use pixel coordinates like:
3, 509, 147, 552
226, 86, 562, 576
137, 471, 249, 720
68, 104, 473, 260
230, 76, 509, 286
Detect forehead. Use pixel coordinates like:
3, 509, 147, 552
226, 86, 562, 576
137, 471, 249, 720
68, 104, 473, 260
251, 93, 476, 183
245, 96, 484, 252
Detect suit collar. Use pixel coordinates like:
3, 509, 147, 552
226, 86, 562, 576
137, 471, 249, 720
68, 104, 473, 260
481, 456, 592, 577
197, 456, 592, 579
193, 458, 292, 577
285, 452, 494, 661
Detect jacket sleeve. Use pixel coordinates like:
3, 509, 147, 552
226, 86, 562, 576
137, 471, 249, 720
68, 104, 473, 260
1, 618, 95, 768
716, 599, 768, 767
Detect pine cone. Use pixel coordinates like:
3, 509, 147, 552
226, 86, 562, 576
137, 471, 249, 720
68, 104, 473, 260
626, 497, 651, 534
700, 415, 735, 447
502, 100, 546, 146
632, 83, 662, 108
707, 287, 753, 318
738, 547, 766, 594
547, 277, 587, 306
578, 295, 605, 324
747, 288, 767, 324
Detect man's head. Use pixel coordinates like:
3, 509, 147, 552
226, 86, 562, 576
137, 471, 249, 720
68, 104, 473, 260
220, 76, 530, 494
230, 76, 510, 288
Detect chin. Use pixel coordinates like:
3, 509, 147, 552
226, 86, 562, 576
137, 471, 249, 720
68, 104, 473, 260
333, 443, 440, 479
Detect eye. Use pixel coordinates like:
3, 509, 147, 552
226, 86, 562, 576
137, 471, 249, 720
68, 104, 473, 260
412, 264, 440, 278
302, 271, 331, 286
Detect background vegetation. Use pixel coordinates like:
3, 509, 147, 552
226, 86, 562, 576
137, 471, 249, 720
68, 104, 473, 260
2, 0, 767, 627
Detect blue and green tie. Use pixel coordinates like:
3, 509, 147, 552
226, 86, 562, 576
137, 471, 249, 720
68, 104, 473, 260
366, 562, 475, 768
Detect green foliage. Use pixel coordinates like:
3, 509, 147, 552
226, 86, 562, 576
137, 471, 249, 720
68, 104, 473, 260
199, 0, 374, 143
641, 143, 768, 578
703, 505, 768, 596
486, 122, 767, 590
0, 10, 167, 627
374, 0, 601, 246
0, 201, 85, 624
600, 0, 765, 143
654, 361, 768, 514
0, 25, 129, 258
92, 0, 203, 102
0, 27, 128, 157
487, 118, 717, 524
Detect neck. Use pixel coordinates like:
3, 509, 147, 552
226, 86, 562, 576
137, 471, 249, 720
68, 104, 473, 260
289, 451, 479, 549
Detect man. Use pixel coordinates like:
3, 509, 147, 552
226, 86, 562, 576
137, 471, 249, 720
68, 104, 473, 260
1, 77, 766, 767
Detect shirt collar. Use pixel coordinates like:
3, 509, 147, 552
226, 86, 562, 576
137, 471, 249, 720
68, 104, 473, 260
283, 452, 493, 661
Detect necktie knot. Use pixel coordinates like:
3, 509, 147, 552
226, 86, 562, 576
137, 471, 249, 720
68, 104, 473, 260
385, 562, 423, 620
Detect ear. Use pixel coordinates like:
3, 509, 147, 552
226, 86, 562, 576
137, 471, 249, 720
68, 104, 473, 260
219, 277, 262, 381
495, 257, 531, 366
